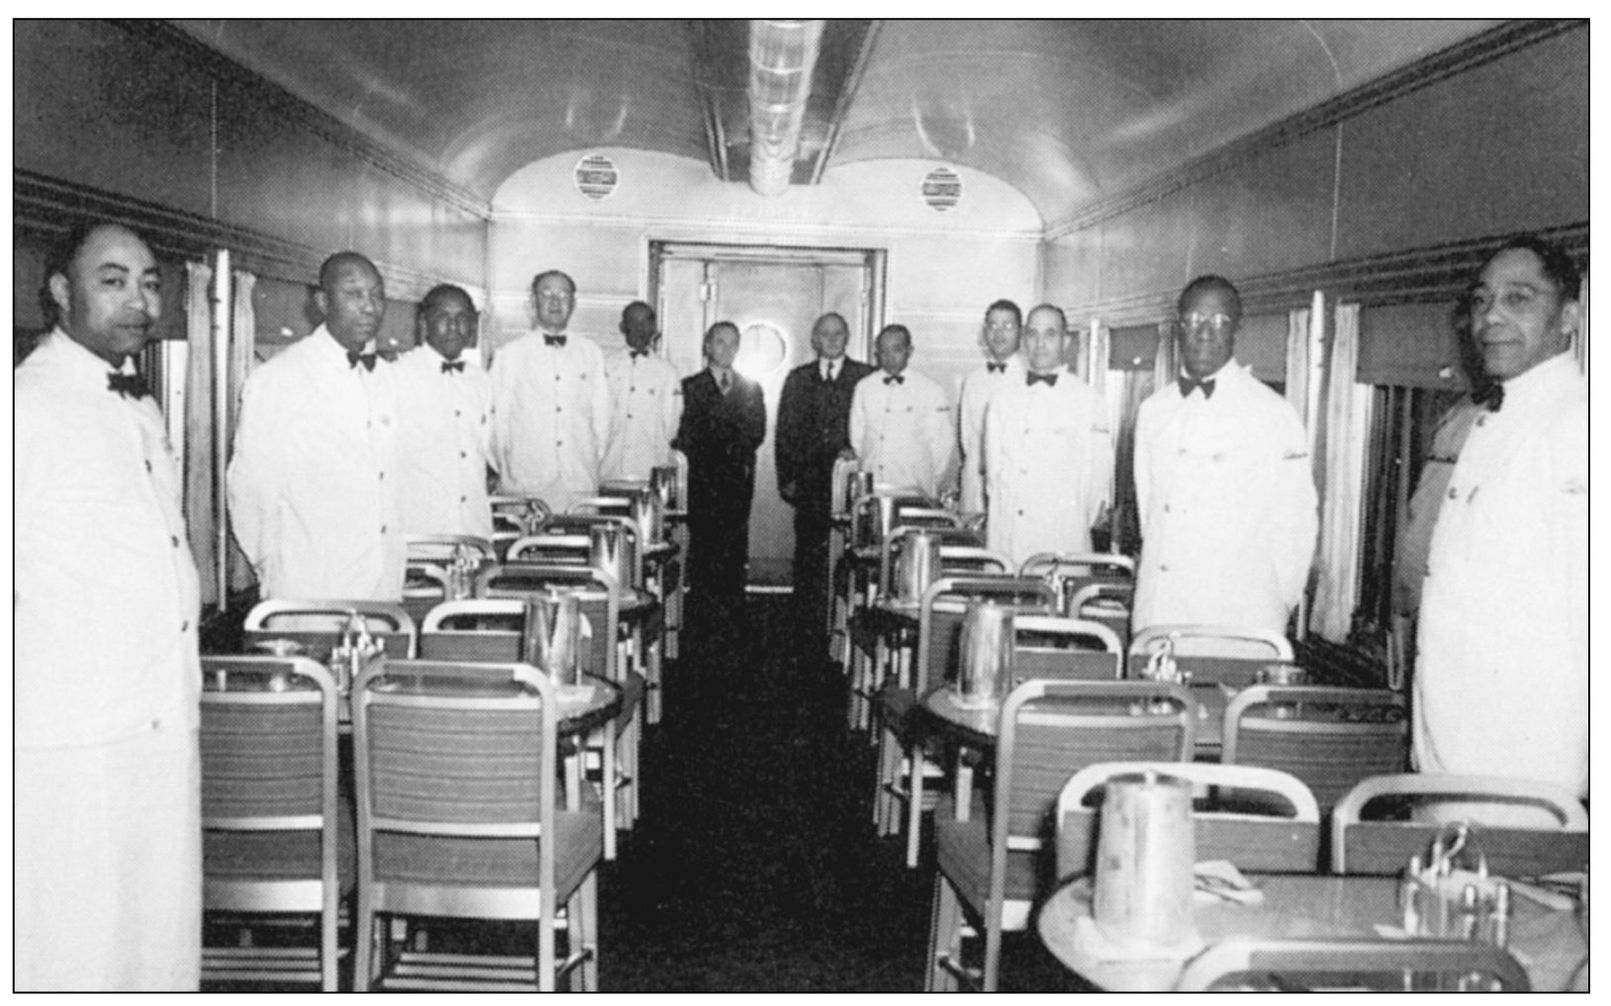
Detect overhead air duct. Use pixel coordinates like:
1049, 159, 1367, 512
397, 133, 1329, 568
747, 19, 824, 196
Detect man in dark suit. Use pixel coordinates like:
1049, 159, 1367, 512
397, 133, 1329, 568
673, 320, 767, 599
775, 312, 875, 641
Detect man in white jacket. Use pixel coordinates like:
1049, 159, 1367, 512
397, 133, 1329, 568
15, 223, 201, 988
1414, 236, 1586, 807
848, 323, 955, 499
229, 250, 406, 600
1131, 275, 1317, 635
601, 300, 682, 482
489, 269, 611, 512
983, 304, 1112, 567
957, 299, 1025, 516
392, 283, 495, 539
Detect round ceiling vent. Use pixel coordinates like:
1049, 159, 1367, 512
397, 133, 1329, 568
920, 166, 962, 212
574, 153, 619, 201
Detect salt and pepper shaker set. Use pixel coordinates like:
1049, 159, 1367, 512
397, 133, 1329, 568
1398, 826, 1511, 949
329, 609, 384, 692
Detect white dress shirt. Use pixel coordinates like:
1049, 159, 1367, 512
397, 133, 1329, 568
1132, 360, 1317, 633
958, 353, 1025, 514
602, 348, 682, 481
1414, 351, 1586, 795
489, 329, 611, 512
983, 367, 1112, 567
15, 328, 201, 746
228, 325, 406, 600
849, 367, 955, 498
392, 343, 494, 538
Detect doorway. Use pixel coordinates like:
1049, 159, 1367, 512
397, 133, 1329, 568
650, 242, 886, 587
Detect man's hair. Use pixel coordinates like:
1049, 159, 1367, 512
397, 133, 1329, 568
621, 299, 654, 320
1176, 274, 1242, 322
42, 221, 152, 327
416, 283, 475, 321
1485, 234, 1582, 300
984, 299, 1022, 327
812, 311, 849, 334
877, 323, 912, 347
318, 251, 381, 294
703, 320, 739, 350
530, 269, 576, 296
1024, 303, 1067, 330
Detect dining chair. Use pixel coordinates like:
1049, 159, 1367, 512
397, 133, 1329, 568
405, 534, 497, 563
1173, 936, 1530, 991
567, 495, 634, 519
1330, 773, 1589, 878
475, 563, 640, 860
839, 491, 939, 700
1017, 551, 1135, 583
925, 678, 1197, 991
873, 576, 1056, 862
1127, 624, 1294, 686
242, 598, 417, 662
504, 532, 594, 567
1066, 581, 1133, 647
199, 655, 344, 991
1010, 615, 1123, 684
875, 524, 983, 602
489, 495, 551, 560
418, 598, 526, 662
1053, 761, 1323, 882
351, 660, 602, 991
1222, 686, 1407, 813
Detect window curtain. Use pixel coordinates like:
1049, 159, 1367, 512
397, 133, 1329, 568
1151, 320, 1176, 391
227, 270, 258, 592
1310, 302, 1372, 643
182, 261, 216, 603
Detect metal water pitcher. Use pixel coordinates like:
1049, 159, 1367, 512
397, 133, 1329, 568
629, 489, 663, 545
523, 588, 586, 685
954, 600, 1014, 704
650, 465, 678, 510
895, 530, 943, 602
1092, 770, 1199, 952
588, 522, 637, 590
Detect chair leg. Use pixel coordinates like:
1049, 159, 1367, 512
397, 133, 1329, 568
872, 718, 898, 832
926, 872, 963, 992
577, 870, 599, 991
321, 888, 339, 991
906, 745, 928, 868
538, 893, 557, 992
353, 898, 376, 991
601, 722, 617, 861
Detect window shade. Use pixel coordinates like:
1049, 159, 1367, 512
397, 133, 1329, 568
1357, 300, 1471, 390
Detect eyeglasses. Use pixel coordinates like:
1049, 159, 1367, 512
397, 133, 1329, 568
535, 291, 574, 303
986, 322, 1020, 333
1178, 312, 1235, 335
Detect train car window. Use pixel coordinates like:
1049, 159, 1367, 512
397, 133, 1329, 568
1357, 300, 1471, 390
1236, 312, 1288, 392
1106, 323, 1158, 371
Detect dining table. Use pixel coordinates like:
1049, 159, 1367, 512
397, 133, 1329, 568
1036, 872, 1588, 991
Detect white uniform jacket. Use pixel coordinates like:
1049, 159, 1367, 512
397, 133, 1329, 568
983, 368, 1112, 568
1414, 352, 1586, 796
957, 354, 1025, 514
489, 329, 610, 512
392, 344, 495, 538
15, 329, 203, 989
849, 368, 955, 499
228, 326, 406, 601
1132, 360, 1317, 633
602, 348, 682, 481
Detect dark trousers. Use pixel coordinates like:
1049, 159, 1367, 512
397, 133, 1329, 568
792, 502, 833, 637
687, 472, 752, 599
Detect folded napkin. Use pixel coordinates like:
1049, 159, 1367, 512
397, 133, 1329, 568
1193, 860, 1265, 906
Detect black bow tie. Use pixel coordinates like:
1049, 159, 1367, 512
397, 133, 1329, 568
1027, 371, 1058, 387
544, 334, 567, 348
347, 350, 377, 372
1476, 383, 1504, 413
987, 362, 1007, 374
1177, 376, 1216, 399
441, 360, 465, 374
883, 374, 904, 386
107, 372, 149, 399
630, 349, 648, 359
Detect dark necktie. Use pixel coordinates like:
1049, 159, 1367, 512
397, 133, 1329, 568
1475, 383, 1504, 413
1177, 376, 1216, 399
544, 334, 567, 348
719, 372, 731, 393
822, 363, 836, 383
441, 360, 465, 374
884, 374, 904, 386
987, 362, 1007, 374
347, 350, 377, 372
107, 372, 150, 399
1026, 371, 1057, 387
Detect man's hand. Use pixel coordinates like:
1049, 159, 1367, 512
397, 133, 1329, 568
837, 447, 857, 461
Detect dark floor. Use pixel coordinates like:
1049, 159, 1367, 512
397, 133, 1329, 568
206, 588, 1085, 991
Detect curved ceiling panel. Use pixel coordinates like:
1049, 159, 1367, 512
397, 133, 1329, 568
171, 18, 1504, 222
